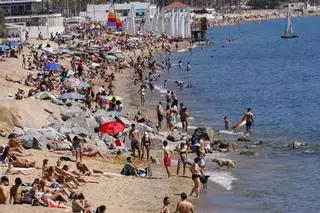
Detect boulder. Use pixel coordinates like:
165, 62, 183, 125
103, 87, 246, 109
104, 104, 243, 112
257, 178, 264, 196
59, 126, 72, 135
115, 116, 132, 128
12, 126, 24, 136
101, 134, 115, 146
237, 135, 250, 142
166, 130, 187, 142
95, 139, 109, 153
20, 135, 37, 149
240, 149, 256, 155
71, 126, 89, 136
61, 105, 83, 121
32, 136, 49, 150
38, 128, 61, 140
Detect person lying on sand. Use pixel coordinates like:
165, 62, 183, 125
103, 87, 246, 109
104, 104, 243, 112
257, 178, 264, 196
83, 144, 105, 159
76, 162, 103, 176
10, 155, 35, 168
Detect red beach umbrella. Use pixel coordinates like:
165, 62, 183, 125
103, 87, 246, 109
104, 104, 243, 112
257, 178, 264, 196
99, 121, 125, 136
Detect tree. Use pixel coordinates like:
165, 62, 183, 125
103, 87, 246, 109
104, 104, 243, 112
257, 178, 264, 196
247, 0, 280, 9
0, 9, 6, 37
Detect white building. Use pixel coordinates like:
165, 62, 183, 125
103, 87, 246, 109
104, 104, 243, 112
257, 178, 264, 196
84, 2, 157, 24
0, 0, 64, 40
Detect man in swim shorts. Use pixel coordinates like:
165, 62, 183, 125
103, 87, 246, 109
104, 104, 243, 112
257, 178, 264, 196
243, 108, 254, 134
129, 124, 141, 159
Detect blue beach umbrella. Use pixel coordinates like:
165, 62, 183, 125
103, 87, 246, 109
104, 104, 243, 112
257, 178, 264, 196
59, 92, 85, 100
0, 45, 10, 50
9, 41, 21, 47
45, 63, 62, 71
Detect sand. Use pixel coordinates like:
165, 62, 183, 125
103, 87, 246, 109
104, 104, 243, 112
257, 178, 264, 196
0, 38, 196, 213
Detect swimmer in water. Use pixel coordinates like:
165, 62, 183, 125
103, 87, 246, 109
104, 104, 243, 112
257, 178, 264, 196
179, 60, 182, 70
186, 62, 191, 71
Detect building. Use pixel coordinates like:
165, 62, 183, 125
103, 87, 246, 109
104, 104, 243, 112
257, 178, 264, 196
84, 2, 157, 24
0, 0, 64, 40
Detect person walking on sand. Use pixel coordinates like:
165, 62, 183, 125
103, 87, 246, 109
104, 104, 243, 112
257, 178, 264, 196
157, 102, 164, 129
137, 85, 146, 107
189, 158, 203, 198
22, 55, 26, 68
129, 124, 141, 159
242, 108, 254, 135
161, 196, 170, 213
163, 140, 172, 178
175, 193, 194, 213
0, 176, 9, 204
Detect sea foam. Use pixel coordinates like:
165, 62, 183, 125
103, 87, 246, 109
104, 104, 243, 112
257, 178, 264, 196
206, 170, 238, 191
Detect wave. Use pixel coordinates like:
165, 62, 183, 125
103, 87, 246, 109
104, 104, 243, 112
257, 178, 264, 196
218, 130, 244, 135
206, 170, 238, 191
154, 85, 168, 94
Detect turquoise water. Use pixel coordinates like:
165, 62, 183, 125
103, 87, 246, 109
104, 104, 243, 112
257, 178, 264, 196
155, 16, 320, 213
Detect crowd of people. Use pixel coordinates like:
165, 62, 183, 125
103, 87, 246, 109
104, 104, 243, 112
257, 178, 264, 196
0, 20, 213, 213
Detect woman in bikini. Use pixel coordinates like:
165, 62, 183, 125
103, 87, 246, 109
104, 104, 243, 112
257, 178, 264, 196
176, 142, 188, 177
141, 132, 152, 161
189, 157, 203, 198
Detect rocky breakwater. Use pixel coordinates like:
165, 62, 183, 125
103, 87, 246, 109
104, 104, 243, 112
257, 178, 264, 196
12, 102, 183, 157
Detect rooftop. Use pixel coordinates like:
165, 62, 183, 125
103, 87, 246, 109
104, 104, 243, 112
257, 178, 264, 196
166, 1, 189, 9
0, 0, 41, 4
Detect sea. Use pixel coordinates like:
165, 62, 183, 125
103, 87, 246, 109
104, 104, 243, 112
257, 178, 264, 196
151, 16, 320, 213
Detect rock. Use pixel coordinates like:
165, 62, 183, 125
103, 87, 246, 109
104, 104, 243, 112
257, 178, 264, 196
46, 140, 71, 151
101, 134, 115, 146
59, 126, 72, 135
288, 140, 312, 149
48, 121, 61, 130
166, 130, 187, 142
95, 139, 109, 153
212, 158, 235, 168
115, 116, 132, 128
20, 135, 36, 149
237, 135, 250, 142
61, 105, 83, 121
38, 128, 61, 140
12, 126, 24, 136
71, 126, 89, 136
240, 149, 256, 155
32, 136, 48, 150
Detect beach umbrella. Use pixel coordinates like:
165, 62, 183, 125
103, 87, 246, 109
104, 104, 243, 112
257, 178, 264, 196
105, 55, 117, 60
34, 92, 57, 100
59, 92, 85, 100
63, 77, 81, 88
9, 41, 21, 47
91, 62, 100, 68
45, 63, 62, 71
78, 81, 91, 88
59, 48, 71, 54
106, 96, 123, 101
42, 47, 54, 54
0, 45, 10, 50
99, 121, 125, 136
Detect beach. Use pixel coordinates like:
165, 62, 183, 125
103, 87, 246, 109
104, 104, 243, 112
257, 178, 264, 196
0, 26, 210, 213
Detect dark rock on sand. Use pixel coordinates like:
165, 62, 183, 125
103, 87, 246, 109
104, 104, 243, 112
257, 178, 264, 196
237, 135, 250, 142
240, 149, 256, 155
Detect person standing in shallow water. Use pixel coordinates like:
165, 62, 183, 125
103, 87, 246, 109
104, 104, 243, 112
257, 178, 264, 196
242, 108, 254, 135
224, 116, 230, 130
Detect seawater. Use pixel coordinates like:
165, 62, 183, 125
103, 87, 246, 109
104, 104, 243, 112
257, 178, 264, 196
152, 16, 320, 213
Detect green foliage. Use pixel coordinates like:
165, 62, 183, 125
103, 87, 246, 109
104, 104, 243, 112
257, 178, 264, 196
247, 0, 280, 9
0, 9, 6, 36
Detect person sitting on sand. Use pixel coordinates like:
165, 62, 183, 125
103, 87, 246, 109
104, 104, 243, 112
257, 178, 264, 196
9, 177, 23, 204
72, 193, 86, 213
0, 176, 9, 204
8, 133, 24, 154
83, 144, 105, 159
133, 111, 151, 125
35, 179, 69, 202
121, 157, 138, 176
76, 162, 103, 176
56, 165, 82, 187
95, 205, 107, 213
42, 159, 49, 178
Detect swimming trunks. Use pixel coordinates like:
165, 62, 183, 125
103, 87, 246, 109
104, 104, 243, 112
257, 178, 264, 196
163, 155, 171, 167
192, 174, 201, 180
246, 120, 252, 127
